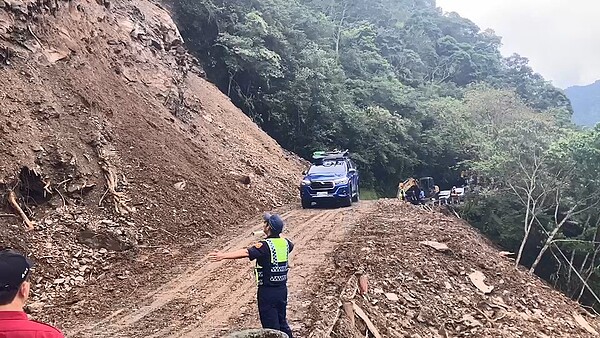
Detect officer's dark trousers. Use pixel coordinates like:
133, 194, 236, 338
257, 286, 293, 338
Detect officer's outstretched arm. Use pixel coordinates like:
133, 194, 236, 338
208, 249, 250, 261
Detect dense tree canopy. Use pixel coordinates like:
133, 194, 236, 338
174, 0, 571, 195
173, 0, 600, 308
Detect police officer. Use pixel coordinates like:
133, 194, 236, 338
209, 213, 294, 337
0, 249, 64, 338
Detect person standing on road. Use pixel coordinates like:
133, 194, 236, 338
208, 213, 294, 338
0, 249, 64, 338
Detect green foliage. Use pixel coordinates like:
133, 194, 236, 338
174, 0, 572, 195
173, 0, 600, 308
359, 188, 380, 200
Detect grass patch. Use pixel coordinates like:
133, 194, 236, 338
360, 188, 380, 200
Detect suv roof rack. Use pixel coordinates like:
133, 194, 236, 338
312, 149, 349, 162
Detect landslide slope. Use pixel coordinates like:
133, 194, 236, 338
0, 0, 302, 328
306, 200, 600, 338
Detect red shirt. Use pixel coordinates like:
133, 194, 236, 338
0, 311, 63, 338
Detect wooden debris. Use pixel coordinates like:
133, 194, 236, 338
468, 270, 494, 294
573, 313, 599, 335
420, 241, 450, 252
66, 183, 96, 194
353, 302, 382, 338
499, 251, 515, 257
96, 144, 133, 215
7, 190, 35, 231
342, 301, 355, 326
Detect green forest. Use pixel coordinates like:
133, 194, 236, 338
173, 0, 600, 308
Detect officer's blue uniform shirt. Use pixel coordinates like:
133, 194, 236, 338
248, 236, 294, 287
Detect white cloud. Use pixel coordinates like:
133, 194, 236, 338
436, 0, 600, 88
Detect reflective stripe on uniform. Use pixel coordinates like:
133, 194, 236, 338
270, 275, 288, 282
271, 265, 288, 272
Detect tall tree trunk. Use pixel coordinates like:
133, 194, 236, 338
530, 225, 562, 274
531, 192, 600, 274
577, 218, 600, 301
334, 4, 347, 61
567, 250, 576, 285
515, 198, 536, 267
530, 209, 573, 273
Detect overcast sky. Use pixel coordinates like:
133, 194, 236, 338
436, 0, 600, 89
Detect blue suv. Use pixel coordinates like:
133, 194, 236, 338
300, 150, 360, 208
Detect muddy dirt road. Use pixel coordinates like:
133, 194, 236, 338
69, 201, 374, 337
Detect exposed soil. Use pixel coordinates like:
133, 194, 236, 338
0, 0, 303, 330
305, 200, 600, 338
66, 202, 371, 337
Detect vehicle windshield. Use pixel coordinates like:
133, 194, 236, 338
308, 160, 347, 175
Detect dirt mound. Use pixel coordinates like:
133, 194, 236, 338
0, 0, 303, 328
305, 200, 600, 337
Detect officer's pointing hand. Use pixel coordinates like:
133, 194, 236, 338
208, 251, 224, 261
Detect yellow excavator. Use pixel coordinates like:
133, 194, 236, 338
397, 177, 439, 204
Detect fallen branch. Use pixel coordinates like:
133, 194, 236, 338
319, 275, 360, 337
451, 207, 461, 219
324, 305, 342, 337
98, 188, 109, 207
56, 178, 71, 187
474, 307, 494, 327
7, 190, 35, 231
27, 25, 44, 50
54, 188, 67, 210
353, 302, 382, 338
43, 181, 52, 196
0, 213, 17, 217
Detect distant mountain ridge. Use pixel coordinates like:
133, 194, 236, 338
566, 80, 600, 126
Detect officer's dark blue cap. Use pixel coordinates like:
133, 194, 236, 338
263, 213, 284, 234
0, 249, 33, 291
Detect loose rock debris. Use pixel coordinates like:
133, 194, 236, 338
420, 240, 450, 253
468, 270, 494, 294
304, 200, 600, 337
0, 0, 305, 330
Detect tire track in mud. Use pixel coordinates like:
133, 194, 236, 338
71, 202, 373, 337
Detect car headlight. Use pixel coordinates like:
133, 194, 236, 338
334, 177, 349, 185
301, 179, 311, 186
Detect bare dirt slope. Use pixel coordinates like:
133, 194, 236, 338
67, 202, 372, 337
63, 199, 600, 338
0, 0, 303, 329
306, 200, 600, 338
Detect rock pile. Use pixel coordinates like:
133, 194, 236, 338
305, 200, 600, 338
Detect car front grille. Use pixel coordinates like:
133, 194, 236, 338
311, 181, 334, 190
